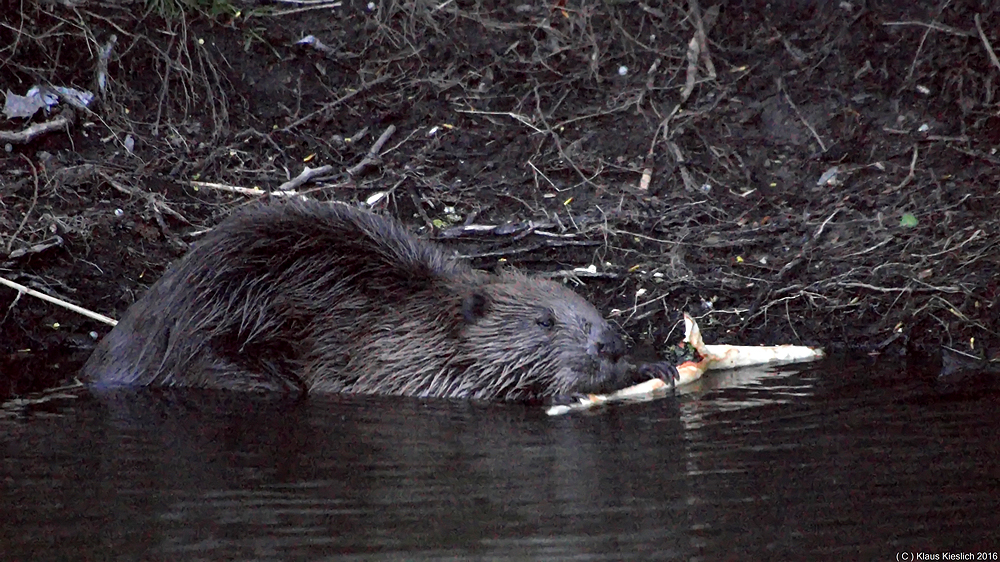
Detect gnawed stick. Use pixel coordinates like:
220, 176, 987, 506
547, 313, 824, 415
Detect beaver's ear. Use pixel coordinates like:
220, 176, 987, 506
461, 290, 491, 323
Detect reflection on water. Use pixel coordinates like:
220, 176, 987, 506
1, 356, 997, 560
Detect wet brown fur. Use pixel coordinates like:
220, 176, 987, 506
82, 199, 636, 401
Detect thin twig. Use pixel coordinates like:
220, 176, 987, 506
812, 208, 840, 240
531, 87, 600, 189
0, 276, 118, 326
6, 155, 40, 255
778, 79, 827, 152
882, 19, 973, 37
279, 74, 391, 133
913, 229, 983, 259
974, 14, 1000, 74
890, 145, 919, 191
456, 108, 544, 133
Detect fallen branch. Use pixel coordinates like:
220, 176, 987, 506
189, 180, 301, 198
277, 124, 396, 191
0, 110, 75, 145
276, 166, 334, 191
346, 124, 396, 176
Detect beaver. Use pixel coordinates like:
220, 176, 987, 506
82, 198, 663, 402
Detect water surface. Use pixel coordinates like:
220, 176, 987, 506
2, 356, 997, 560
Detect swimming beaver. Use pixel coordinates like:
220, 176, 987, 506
82, 199, 659, 402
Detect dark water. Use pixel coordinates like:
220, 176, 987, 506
2, 356, 998, 561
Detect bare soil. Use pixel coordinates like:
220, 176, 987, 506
3, 0, 1000, 399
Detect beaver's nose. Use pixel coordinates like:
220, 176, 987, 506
594, 328, 626, 362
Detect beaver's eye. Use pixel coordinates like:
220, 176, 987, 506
536, 310, 555, 330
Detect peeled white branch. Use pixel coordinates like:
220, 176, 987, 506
547, 313, 825, 415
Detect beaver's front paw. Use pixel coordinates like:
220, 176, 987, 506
637, 361, 679, 388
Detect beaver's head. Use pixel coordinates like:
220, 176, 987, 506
458, 271, 634, 402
